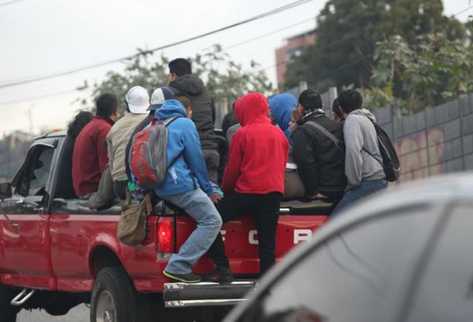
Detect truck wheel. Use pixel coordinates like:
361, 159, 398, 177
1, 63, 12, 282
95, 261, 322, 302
90, 267, 137, 322
0, 284, 18, 322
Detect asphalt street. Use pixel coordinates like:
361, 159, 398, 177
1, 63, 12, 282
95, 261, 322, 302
18, 305, 89, 322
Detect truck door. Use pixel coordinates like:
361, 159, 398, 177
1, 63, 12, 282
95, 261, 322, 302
0, 139, 57, 289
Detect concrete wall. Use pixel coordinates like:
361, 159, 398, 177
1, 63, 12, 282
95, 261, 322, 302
372, 94, 473, 182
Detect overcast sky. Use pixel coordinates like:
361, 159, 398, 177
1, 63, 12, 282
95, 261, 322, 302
0, 0, 471, 135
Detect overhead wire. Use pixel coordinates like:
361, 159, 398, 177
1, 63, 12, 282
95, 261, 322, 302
0, 14, 317, 105
0, 88, 80, 106
0, 0, 315, 90
0, 0, 24, 7
452, 4, 473, 17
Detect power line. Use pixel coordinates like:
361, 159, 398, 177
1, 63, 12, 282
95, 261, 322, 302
0, 0, 315, 90
223, 16, 315, 50
0, 88, 79, 106
0, 15, 317, 106
453, 4, 473, 17
0, 0, 24, 7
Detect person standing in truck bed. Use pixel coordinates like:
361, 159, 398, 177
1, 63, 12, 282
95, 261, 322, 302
206, 92, 289, 282
168, 58, 220, 183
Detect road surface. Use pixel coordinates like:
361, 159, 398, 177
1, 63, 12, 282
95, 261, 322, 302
18, 305, 89, 322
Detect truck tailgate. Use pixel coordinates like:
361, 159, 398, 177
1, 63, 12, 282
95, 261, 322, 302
170, 213, 328, 275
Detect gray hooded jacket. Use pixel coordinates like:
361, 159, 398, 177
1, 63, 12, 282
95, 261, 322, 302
344, 109, 385, 189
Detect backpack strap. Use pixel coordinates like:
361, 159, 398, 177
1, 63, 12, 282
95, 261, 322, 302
162, 116, 184, 169
360, 116, 384, 165
305, 121, 343, 152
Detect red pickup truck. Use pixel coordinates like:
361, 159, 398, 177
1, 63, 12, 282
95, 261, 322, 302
0, 131, 329, 322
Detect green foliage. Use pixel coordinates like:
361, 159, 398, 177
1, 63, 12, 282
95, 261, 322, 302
80, 45, 273, 113
285, 0, 466, 96
369, 33, 473, 111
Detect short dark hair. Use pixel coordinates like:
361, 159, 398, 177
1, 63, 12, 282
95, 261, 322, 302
67, 110, 93, 139
169, 58, 192, 77
298, 89, 322, 111
95, 93, 118, 118
338, 90, 363, 114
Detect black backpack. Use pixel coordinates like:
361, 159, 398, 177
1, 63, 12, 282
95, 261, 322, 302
363, 120, 400, 182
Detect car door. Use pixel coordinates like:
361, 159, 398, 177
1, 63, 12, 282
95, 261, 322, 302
0, 139, 57, 289
229, 204, 443, 322
405, 202, 473, 322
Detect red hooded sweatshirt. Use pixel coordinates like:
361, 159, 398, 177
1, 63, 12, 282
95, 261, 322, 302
223, 92, 288, 194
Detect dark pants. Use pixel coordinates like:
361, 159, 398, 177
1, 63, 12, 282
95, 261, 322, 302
332, 179, 387, 215
207, 192, 282, 275
113, 181, 128, 201
203, 149, 220, 183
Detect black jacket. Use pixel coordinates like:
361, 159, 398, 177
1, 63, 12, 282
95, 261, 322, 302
291, 110, 346, 195
221, 111, 239, 137
170, 74, 217, 150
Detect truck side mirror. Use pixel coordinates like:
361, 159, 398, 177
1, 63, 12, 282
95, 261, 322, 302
0, 182, 12, 200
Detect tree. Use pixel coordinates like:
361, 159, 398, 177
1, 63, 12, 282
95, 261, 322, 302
80, 45, 273, 113
285, 0, 464, 92
367, 33, 473, 111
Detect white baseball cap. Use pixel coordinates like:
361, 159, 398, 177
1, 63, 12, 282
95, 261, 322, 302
150, 87, 176, 111
125, 86, 150, 114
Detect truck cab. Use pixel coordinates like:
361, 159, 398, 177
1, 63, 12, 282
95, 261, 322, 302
0, 131, 329, 322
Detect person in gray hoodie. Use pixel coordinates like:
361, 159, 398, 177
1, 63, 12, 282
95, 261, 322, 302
332, 90, 387, 214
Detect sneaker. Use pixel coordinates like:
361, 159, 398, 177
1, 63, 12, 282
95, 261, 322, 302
204, 267, 234, 284
163, 270, 202, 283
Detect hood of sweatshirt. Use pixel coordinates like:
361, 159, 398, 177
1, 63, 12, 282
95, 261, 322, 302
170, 74, 205, 96
235, 92, 271, 126
349, 108, 377, 122
154, 99, 187, 120
268, 93, 297, 132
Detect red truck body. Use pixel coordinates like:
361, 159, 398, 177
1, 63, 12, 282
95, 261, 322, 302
0, 131, 329, 321
0, 213, 327, 292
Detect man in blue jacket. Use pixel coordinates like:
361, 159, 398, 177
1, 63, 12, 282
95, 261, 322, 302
155, 99, 222, 283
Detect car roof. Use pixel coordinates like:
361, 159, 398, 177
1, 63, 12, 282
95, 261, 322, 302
35, 130, 66, 140
225, 172, 473, 321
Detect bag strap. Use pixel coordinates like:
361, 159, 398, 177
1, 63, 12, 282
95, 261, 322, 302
143, 194, 153, 215
163, 116, 181, 127
362, 146, 383, 166
305, 121, 343, 152
360, 116, 384, 165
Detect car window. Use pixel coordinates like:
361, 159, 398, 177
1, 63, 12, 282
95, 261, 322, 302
238, 207, 439, 322
406, 203, 473, 322
17, 145, 54, 197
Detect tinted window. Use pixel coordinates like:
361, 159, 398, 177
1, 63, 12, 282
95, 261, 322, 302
239, 208, 439, 322
406, 203, 473, 322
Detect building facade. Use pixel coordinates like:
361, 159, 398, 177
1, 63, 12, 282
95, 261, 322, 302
275, 30, 316, 89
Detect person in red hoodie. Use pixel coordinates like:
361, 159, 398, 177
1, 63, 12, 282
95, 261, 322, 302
206, 92, 288, 282
72, 94, 118, 199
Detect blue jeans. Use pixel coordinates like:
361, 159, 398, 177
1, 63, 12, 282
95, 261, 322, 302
332, 179, 388, 216
163, 189, 222, 275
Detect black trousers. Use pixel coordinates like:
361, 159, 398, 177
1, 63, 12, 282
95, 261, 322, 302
207, 192, 282, 275
113, 181, 128, 201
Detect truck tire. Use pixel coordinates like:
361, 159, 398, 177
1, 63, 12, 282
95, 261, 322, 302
90, 267, 137, 322
0, 284, 17, 322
